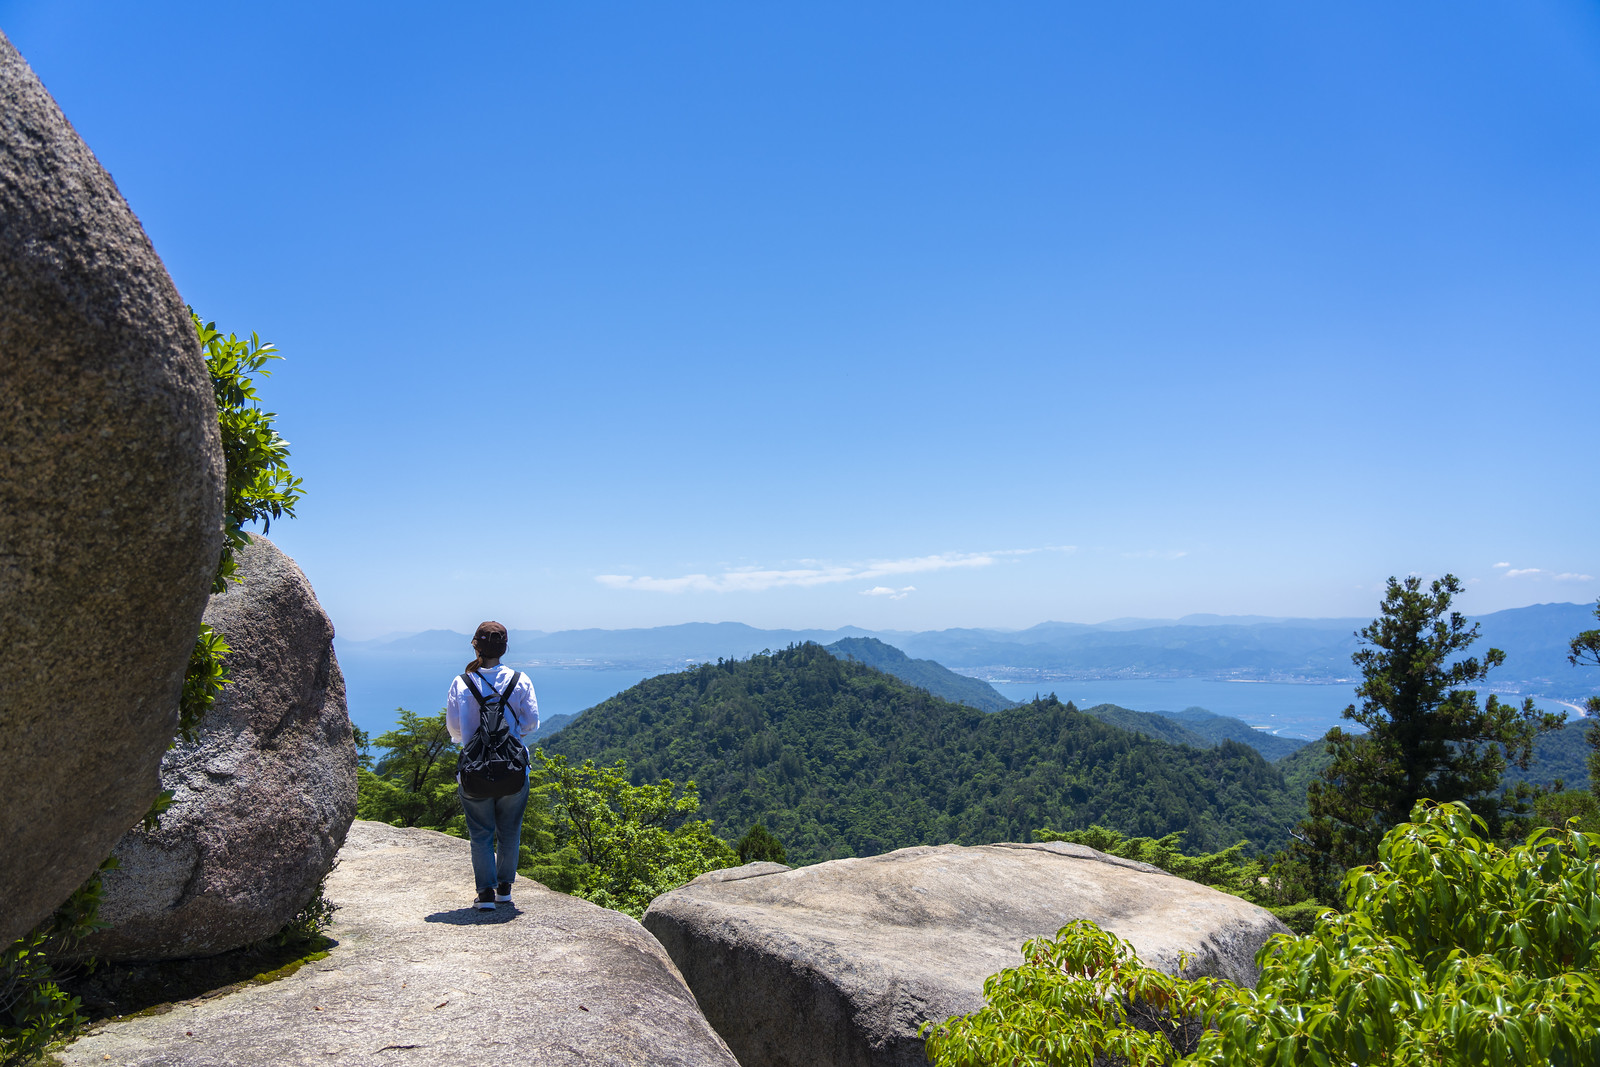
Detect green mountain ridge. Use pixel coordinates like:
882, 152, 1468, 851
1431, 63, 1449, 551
1155, 706, 1310, 761
823, 636, 1017, 712
542, 643, 1305, 865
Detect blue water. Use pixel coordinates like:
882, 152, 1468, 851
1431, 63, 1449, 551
341, 651, 1585, 745
338, 656, 657, 740
978, 677, 1582, 740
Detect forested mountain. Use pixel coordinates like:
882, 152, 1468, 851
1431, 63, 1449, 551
1069, 704, 1215, 749
823, 637, 1016, 712
1505, 720, 1596, 789
1147, 707, 1309, 761
528, 712, 575, 741
542, 644, 1305, 864
1267, 718, 1593, 821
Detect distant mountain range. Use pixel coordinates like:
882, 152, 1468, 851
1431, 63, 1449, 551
341, 601, 1600, 697
814, 636, 1308, 761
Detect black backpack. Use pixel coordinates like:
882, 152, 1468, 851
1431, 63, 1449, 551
457, 671, 529, 799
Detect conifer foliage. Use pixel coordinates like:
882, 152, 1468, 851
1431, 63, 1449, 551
1567, 599, 1600, 800
1293, 575, 1562, 898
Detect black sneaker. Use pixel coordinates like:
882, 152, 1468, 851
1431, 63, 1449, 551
495, 881, 513, 903
474, 887, 496, 910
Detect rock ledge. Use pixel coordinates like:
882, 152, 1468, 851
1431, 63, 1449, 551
61, 821, 739, 1067
645, 840, 1288, 1067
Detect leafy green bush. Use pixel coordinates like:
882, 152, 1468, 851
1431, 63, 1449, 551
175, 314, 304, 744
0, 860, 112, 1066
921, 918, 1216, 1066
355, 710, 463, 832
924, 801, 1600, 1067
1035, 825, 1263, 898
354, 721, 738, 916
262, 875, 339, 950
194, 313, 302, 594
532, 752, 737, 917
1036, 825, 1329, 933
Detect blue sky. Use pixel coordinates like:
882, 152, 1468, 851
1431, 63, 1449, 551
6, 2, 1598, 638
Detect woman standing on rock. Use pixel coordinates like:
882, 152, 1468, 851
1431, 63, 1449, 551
445, 621, 540, 910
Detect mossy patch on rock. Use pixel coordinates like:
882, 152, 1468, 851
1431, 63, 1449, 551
62, 937, 335, 1024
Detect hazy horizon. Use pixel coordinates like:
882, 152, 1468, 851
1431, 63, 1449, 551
337, 600, 1589, 645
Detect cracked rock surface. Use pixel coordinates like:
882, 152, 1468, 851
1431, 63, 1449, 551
644, 840, 1289, 1067
60, 821, 740, 1067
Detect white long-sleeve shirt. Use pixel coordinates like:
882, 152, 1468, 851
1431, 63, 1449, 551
445, 665, 540, 745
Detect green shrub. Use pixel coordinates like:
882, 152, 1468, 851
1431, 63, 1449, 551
1035, 825, 1264, 899
263, 876, 339, 950
353, 729, 739, 917
531, 752, 738, 918
0, 860, 111, 1066
737, 820, 787, 864
355, 710, 463, 833
1265, 900, 1331, 936
925, 801, 1600, 1067
176, 314, 304, 745
920, 919, 1216, 1066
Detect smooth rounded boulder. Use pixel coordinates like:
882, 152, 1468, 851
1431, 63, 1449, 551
62, 821, 742, 1067
81, 537, 357, 960
644, 840, 1290, 1067
0, 31, 224, 945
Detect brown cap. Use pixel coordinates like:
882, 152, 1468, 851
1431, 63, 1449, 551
472, 621, 508, 653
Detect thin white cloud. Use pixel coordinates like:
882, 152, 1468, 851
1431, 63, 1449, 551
596, 547, 1072, 594
1493, 563, 1593, 582
861, 585, 916, 600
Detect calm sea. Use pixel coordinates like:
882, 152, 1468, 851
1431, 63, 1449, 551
339, 658, 656, 740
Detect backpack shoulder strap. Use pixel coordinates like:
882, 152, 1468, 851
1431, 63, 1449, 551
460, 672, 487, 707
500, 672, 523, 731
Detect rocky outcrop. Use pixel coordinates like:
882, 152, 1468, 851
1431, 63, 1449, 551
644, 841, 1289, 1067
0, 32, 224, 945
81, 537, 356, 960
61, 821, 741, 1067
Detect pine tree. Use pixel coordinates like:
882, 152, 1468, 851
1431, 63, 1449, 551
1568, 599, 1600, 800
1293, 574, 1563, 900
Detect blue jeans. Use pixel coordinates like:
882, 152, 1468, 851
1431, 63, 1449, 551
459, 776, 529, 891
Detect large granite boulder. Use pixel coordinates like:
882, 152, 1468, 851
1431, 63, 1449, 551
61, 821, 741, 1067
0, 32, 224, 945
644, 841, 1290, 1067
80, 537, 357, 960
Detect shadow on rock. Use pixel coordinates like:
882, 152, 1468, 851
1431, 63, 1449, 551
424, 906, 521, 926
63, 937, 340, 1023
